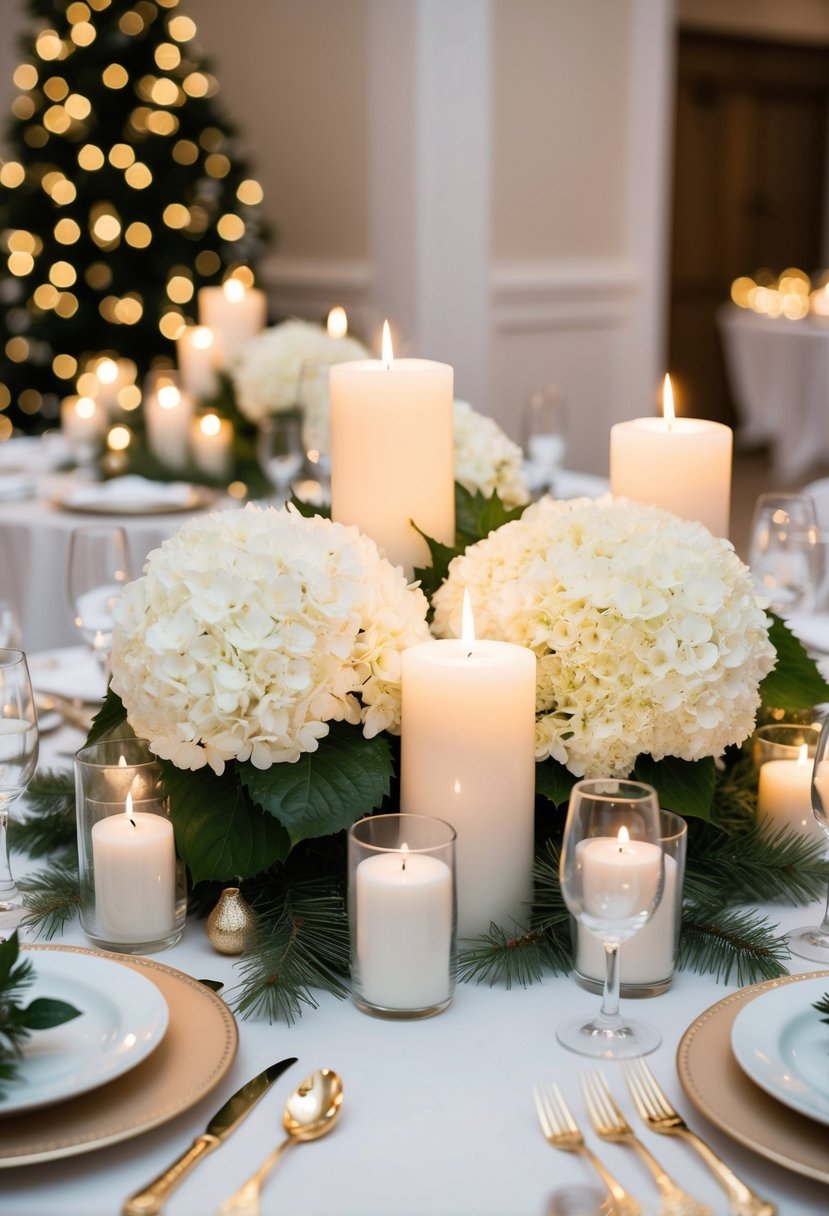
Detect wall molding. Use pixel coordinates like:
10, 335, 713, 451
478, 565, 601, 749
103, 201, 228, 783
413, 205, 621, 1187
491, 258, 643, 332
260, 255, 374, 326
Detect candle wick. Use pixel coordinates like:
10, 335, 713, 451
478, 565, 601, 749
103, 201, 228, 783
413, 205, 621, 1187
401, 857, 406, 871
129, 816, 136, 828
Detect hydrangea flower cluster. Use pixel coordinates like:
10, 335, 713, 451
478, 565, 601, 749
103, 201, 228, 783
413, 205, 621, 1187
110, 505, 431, 774
232, 319, 368, 424
452, 399, 530, 508
432, 495, 777, 778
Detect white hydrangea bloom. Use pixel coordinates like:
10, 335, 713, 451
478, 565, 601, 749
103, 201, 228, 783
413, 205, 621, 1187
231, 319, 368, 424
432, 495, 776, 778
452, 399, 530, 508
110, 504, 431, 774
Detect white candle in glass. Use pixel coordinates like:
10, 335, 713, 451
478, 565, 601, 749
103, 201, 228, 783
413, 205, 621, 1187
400, 594, 536, 937
758, 745, 823, 843
610, 374, 732, 536
355, 845, 453, 1010
92, 357, 137, 415
198, 279, 266, 368
191, 413, 233, 480
91, 793, 176, 942
61, 395, 106, 450
329, 322, 455, 576
144, 381, 193, 471
579, 828, 662, 924
177, 325, 218, 399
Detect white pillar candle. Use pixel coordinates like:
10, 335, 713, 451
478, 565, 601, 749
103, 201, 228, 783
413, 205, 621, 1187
355, 848, 453, 1010
758, 748, 823, 844
91, 797, 176, 943
579, 829, 663, 925
329, 324, 455, 576
177, 325, 218, 399
610, 374, 732, 536
143, 381, 194, 471
197, 280, 266, 368
576, 851, 677, 985
191, 413, 233, 480
92, 357, 137, 415
60, 395, 106, 449
400, 608, 536, 938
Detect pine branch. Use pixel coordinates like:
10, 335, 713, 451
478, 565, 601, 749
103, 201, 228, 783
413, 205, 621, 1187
814, 993, 829, 1025
685, 818, 829, 907
457, 920, 572, 988
11, 769, 77, 860
678, 904, 791, 985
18, 863, 81, 940
227, 877, 350, 1025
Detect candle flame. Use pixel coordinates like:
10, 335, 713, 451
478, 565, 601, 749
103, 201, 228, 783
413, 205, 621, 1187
97, 357, 118, 385
461, 589, 476, 652
223, 278, 245, 303
192, 325, 214, 350
327, 306, 347, 339
200, 412, 221, 437
158, 384, 181, 409
381, 320, 394, 370
125, 790, 135, 828
798, 743, 809, 767
662, 374, 675, 429
118, 754, 127, 767
617, 825, 630, 851
76, 395, 96, 420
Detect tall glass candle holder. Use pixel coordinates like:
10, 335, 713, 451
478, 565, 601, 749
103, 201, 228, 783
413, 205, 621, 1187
348, 814, 456, 1019
754, 723, 822, 845
75, 737, 186, 953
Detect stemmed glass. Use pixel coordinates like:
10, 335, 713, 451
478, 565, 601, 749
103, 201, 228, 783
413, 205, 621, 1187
0, 649, 39, 928
297, 360, 333, 497
748, 492, 822, 615
557, 778, 665, 1058
524, 385, 567, 497
790, 715, 829, 960
256, 413, 305, 504
67, 525, 131, 676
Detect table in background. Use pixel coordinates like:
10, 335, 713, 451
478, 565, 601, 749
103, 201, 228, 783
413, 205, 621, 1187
718, 304, 829, 481
3, 702, 827, 1216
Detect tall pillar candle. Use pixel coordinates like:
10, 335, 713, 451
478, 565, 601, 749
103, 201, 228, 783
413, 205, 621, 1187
610, 375, 732, 536
198, 280, 266, 368
143, 382, 193, 471
329, 330, 454, 575
177, 325, 218, 399
191, 412, 233, 480
400, 635, 536, 938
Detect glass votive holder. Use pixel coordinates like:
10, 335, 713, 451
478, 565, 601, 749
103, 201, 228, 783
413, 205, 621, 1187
75, 737, 186, 954
753, 722, 823, 844
348, 813, 457, 1019
573, 808, 687, 998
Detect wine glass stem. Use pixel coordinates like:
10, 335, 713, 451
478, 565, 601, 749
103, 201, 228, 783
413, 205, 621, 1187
0, 809, 20, 905
597, 942, 623, 1028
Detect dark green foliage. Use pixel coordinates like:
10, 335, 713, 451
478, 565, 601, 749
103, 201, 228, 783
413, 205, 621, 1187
18, 862, 81, 940
760, 615, 829, 710
677, 906, 791, 985
0, 932, 81, 1095
10, 768, 76, 858
814, 992, 829, 1025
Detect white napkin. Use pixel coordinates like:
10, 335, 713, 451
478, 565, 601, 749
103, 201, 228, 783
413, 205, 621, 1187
0, 474, 36, 502
785, 611, 829, 656
63, 475, 194, 510
0, 433, 70, 473
28, 646, 107, 703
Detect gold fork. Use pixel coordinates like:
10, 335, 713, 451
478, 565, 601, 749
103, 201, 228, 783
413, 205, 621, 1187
623, 1058, 777, 1216
533, 1083, 642, 1216
581, 1071, 712, 1216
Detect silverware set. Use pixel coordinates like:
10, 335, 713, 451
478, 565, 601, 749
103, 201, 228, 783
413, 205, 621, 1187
534, 1059, 776, 1216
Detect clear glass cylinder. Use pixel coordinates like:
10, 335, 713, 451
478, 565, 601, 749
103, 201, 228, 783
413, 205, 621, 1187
572, 808, 687, 998
752, 721, 821, 769
75, 737, 186, 953
348, 814, 456, 1019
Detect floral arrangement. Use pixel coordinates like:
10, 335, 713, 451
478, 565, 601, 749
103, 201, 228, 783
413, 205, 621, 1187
231, 318, 368, 425
452, 399, 529, 508
432, 495, 777, 780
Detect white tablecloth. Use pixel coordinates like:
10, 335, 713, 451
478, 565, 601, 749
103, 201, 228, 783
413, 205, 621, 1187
718, 304, 829, 481
4, 705, 828, 1215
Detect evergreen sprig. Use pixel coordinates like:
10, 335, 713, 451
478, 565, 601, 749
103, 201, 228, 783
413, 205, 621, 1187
685, 817, 829, 907
10, 769, 77, 860
17, 863, 81, 941
227, 877, 350, 1025
457, 921, 571, 989
814, 992, 829, 1025
0, 932, 81, 1097
677, 905, 791, 985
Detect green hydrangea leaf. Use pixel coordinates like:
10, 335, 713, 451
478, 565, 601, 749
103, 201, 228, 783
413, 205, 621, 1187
17, 997, 82, 1031
633, 754, 716, 820
239, 722, 393, 847
163, 761, 290, 884
535, 759, 578, 809
761, 613, 829, 711
85, 688, 129, 746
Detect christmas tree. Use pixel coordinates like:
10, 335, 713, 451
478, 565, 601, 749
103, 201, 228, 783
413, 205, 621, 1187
0, 0, 268, 435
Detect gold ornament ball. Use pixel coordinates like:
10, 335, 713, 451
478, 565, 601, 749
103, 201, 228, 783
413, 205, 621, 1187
206, 887, 257, 955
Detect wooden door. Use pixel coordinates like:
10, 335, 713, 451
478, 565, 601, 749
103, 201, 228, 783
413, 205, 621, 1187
669, 32, 829, 425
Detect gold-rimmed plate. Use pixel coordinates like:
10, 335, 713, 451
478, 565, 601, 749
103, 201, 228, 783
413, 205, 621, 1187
0, 946, 237, 1167
677, 969, 829, 1185
50, 483, 216, 516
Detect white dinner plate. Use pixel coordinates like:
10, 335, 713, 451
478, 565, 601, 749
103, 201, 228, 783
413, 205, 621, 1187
0, 950, 169, 1117
731, 974, 829, 1125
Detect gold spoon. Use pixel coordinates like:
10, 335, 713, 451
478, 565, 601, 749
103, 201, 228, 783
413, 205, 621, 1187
216, 1069, 343, 1216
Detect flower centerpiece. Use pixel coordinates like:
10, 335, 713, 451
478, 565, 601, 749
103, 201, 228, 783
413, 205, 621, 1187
452, 399, 529, 508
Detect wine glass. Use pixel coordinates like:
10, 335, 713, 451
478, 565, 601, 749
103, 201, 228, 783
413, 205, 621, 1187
297, 360, 333, 498
256, 413, 305, 504
524, 385, 567, 497
748, 492, 821, 616
557, 778, 665, 1059
67, 525, 131, 675
0, 649, 39, 928
789, 715, 829, 960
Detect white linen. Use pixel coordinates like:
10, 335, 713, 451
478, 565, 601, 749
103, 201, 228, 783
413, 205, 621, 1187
60, 475, 195, 510
0, 433, 71, 473
4, 715, 827, 1215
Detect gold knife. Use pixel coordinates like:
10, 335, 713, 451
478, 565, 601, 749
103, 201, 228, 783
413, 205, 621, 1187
122, 1056, 297, 1216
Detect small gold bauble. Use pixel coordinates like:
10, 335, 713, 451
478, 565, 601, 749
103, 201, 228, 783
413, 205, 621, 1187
206, 886, 257, 955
